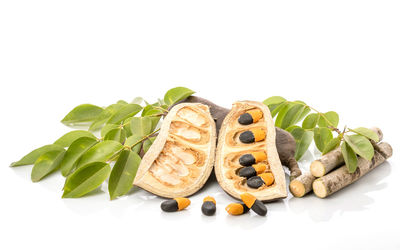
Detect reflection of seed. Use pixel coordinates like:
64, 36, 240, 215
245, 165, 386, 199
239, 152, 267, 166
201, 196, 216, 216
225, 203, 250, 215
240, 193, 268, 216
238, 110, 263, 125
161, 197, 191, 212
239, 129, 266, 143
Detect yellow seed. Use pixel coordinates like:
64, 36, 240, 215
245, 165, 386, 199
259, 172, 275, 186
175, 197, 191, 210
252, 163, 267, 174
225, 203, 244, 215
248, 110, 263, 123
240, 193, 257, 208
251, 128, 266, 142
203, 196, 216, 204
251, 151, 267, 163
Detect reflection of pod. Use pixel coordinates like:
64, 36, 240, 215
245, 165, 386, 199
215, 101, 287, 202
133, 103, 216, 198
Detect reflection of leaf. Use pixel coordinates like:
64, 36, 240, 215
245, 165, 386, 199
11, 144, 65, 167
31, 150, 65, 182
108, 150, 141, 200
341, 142, 358, 173
54, 130, 96, 147
61, 104, 104, 126
62, 162, 111, 198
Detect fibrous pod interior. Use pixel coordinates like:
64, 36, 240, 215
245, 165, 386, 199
133, 103, 216, 198
215, 101, 287, 201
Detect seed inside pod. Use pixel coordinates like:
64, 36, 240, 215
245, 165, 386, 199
240, 193, 268, 216
201, 196, 216, 216
161, 197, 191, 212
239, 129, 266, 144
238, 110, 263, 125
239, 152, 267, 166
247, 176, 264, 189
225, 203, 250, 215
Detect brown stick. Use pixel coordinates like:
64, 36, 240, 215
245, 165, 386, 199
289, 172, 316, 197
312, 142, 392, 198
310, 127, 383, 177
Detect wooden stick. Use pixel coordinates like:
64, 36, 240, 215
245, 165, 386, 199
312, 142, 392, 198
310, 127, 383, 177
289, 172, 316, 197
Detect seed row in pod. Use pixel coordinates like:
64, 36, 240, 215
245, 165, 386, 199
247, 172, 275, 189
238, 109, 263, 125
239, 128, 266, 144
239, 151, 267, 166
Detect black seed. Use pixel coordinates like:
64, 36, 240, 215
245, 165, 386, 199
247, 176, 265, 189
239, 154, 256, 166
241, 203, 250, 213
239, 131, 255, 143
161, 199, 179, 212
238, 167, 257, 178
238, 113, 253, 125
201, 201, 216, 216
251, 199, 268, 216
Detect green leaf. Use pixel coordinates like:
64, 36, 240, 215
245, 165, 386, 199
89, 103, 126, 131
341, 142, 358, 173
131, 97, 144, 105
164, 87, 195, 106
61, 104, 104, 126
143, 137, 156, 153
11, 144, 65, 167
290, 128, 314, 160
124, 135, 143, 154
54, 130, 96, 147
280, 104, 306, 129
76, 141, 123, 169
318, 111, 339, 128
263, 96, 286, 106
101, 124, 120, 137
313, 127, 333, 152
350, 127, 379, 142
275, 103, 293, 127
285, 125, 301, 133
62, 162, 111, 198
107, 104, 142, 124
302, 113, 320, 129
108, 150, 141, 200
344, 134, 374, 160
104, 128, 126, 143
60, 137, 98, 177
322, 136, 342, 155
31, 150, 65, 182
130, 117, 152, 137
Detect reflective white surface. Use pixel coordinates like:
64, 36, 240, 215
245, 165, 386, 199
1, 1, 399, 249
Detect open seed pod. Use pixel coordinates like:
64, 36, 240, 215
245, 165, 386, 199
215, 101, 287, 201
133, 103, 216, 198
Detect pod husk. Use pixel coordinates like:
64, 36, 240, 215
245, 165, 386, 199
133, 103, 216, 198
215, 101, 287, 201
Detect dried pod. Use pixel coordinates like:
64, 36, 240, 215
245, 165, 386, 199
133, 103, 216, 198
215, 101, 287, 201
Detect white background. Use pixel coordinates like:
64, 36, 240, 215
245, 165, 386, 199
1, 1, 399, 249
